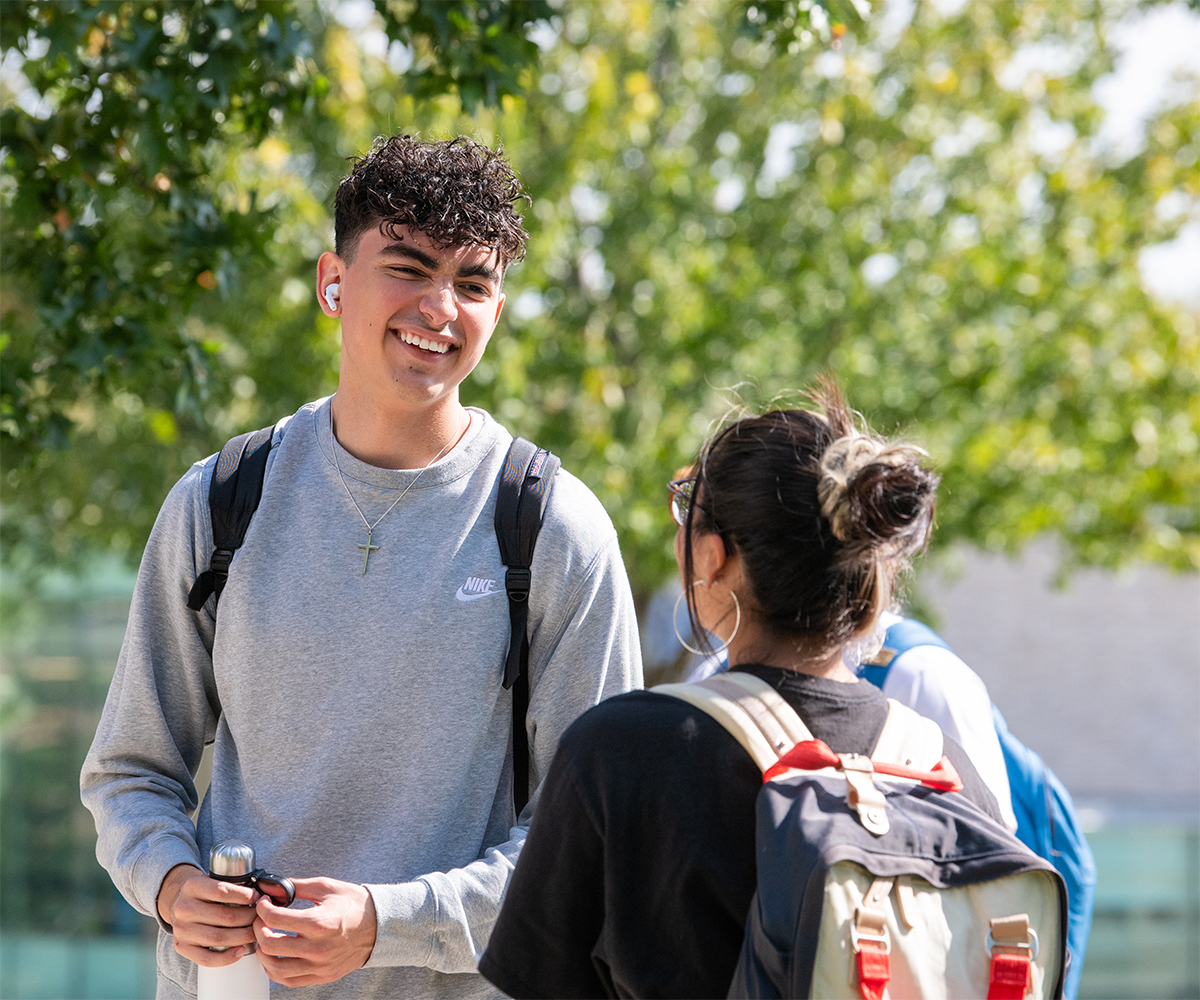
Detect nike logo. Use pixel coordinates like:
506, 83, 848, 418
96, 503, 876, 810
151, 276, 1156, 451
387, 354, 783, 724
456, 577, 503, 602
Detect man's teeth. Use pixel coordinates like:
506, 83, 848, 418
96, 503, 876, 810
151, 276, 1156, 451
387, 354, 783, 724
399, 331, 450, 354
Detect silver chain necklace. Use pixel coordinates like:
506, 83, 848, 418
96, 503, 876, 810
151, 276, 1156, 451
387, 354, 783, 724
329, 403, 465, 575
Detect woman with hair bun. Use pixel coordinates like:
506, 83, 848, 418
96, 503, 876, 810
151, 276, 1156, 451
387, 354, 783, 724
479, 381, 1005, 1000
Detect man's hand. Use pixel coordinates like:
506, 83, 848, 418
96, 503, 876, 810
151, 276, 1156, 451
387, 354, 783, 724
157, 863, 261, 966
254, 877, 377, 988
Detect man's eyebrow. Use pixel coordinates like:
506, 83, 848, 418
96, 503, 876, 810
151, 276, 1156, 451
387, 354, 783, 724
377, 242, 439, 270
377, 242, 501, 285
456, 260, 502, 284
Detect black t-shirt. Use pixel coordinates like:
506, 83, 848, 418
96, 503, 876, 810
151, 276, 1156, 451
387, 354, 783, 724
479, 665, 1003, 1000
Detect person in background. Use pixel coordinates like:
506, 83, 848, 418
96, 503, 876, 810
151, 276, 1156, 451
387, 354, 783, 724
859, 609, 1016, 831
479, 381, 1004, 999
857, 614, 1095, 998
81, 135, 642, 1000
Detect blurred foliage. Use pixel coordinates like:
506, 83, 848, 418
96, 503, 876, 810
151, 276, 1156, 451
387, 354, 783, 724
479, 0, 1199, 590
373, 0, 555, 111
2, 0, 1197, 607
0, 0, 552, 579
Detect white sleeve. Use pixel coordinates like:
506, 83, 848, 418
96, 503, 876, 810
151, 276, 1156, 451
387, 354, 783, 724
881, 646, 1017, 831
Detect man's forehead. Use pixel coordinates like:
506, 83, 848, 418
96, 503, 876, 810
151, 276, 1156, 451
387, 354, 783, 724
369, 223, 501, 268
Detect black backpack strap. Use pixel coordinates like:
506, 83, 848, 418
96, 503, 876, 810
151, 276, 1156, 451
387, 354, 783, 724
494, 437, 560, 815
186, 426, 274, 612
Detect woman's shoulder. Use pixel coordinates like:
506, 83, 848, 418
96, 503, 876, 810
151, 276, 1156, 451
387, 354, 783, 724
552, 690, 764, 837
558, 689, 759, 777
564, 688, 722, 741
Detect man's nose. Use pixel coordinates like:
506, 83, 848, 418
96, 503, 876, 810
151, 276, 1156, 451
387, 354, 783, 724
419, 281, 457, 325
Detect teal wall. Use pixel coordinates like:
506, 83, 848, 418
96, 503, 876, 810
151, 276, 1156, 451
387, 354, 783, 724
1080, 825, 1200, 1000
0, 934, 156, 999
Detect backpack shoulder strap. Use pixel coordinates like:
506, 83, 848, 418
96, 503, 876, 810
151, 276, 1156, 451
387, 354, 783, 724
494, 437, 560, 815
860, 616, 955, 688
872, 699, 944, 771
653, 673, 813, 772
186, 425, 274, 612
494, 438, 561, 688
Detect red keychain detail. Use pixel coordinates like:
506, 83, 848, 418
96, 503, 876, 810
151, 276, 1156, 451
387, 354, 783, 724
856, 941, 890, 1000
987, 952, 1032, 999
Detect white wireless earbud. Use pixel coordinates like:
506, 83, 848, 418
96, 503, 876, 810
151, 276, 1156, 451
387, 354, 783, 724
323, 282, 340, 311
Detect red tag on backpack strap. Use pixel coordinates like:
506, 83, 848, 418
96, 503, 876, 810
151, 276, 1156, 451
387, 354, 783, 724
987, 952, 1032, 999
763, 740, 964, 792
856, 942, 890, 1000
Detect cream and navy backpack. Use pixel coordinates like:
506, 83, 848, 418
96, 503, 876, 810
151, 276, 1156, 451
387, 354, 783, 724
655, 672, 1068, 1000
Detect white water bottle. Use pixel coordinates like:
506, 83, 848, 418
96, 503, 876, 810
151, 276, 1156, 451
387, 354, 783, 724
196, 841, 275, 1000
197, 950, 270, 1000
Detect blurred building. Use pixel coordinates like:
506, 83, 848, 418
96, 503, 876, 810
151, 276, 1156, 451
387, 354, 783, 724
0, 562, 158, 999
920, 540, 1199, 820
919, 542, 1199, 1000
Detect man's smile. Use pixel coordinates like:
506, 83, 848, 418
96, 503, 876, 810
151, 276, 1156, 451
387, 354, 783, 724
395, 328, 457, 356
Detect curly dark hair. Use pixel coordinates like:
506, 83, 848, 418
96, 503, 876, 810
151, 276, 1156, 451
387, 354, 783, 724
333, 134, 530, 267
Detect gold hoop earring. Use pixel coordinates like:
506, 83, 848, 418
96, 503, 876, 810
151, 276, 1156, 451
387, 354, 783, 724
673, 584, 742, 657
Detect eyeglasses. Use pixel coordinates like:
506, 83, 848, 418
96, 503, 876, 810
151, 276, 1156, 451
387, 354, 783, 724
669, 474, 731, 553
668, 477, 701, 526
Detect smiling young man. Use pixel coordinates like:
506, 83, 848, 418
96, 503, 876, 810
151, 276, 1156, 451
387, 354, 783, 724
81, 135, 642, 999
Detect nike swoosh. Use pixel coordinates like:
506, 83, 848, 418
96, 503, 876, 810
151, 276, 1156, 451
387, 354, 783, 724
455, 585, 504, 602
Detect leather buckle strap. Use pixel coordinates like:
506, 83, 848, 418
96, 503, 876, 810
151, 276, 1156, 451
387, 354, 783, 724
895, 874, 917, 929
839, 753, 889, 835
852, 878, 894, 1000
987, 914, 1037, 999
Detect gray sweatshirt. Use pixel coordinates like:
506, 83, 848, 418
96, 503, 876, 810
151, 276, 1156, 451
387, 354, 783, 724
80, 398, 643, 999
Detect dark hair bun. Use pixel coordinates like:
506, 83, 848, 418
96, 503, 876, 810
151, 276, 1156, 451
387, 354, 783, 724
817, 434, 938, 559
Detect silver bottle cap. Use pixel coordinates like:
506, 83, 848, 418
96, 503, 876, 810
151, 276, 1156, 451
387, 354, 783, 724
209, 840, 256, 878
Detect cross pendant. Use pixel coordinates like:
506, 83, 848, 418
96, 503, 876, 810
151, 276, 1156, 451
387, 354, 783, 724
358, 529, 379, 575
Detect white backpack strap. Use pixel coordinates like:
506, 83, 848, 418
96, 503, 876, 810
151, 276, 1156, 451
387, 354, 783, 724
653, 682, 777, 771
653, 673, 812, 772
702, 673, 815, 747
872, 699, 943, 771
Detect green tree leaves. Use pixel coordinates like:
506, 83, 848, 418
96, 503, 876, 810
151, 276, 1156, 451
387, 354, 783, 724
2, 0, 1195, 597
475, 0, 1198, 588
1, 2, 323, 570
0, 0, 552, 575
373, 0, 554, 111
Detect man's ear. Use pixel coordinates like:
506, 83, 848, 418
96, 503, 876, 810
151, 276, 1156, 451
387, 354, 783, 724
491, 291, 505, 327
317, 251, 344, 318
